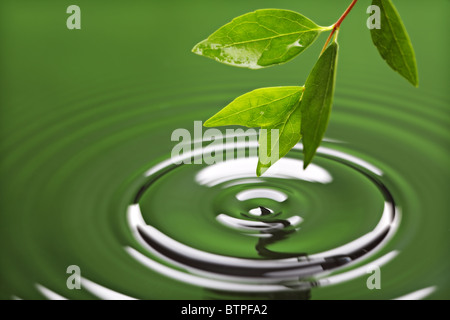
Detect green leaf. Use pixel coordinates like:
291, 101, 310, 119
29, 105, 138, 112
370, 0, 419, 87
204, 86, 304, 128
301, 41, 339, 169
204, 86, 304, 176
192, 9, 329, 69
257, 105, 302, 176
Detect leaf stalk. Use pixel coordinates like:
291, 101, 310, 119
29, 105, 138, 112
321, 0, 358, 54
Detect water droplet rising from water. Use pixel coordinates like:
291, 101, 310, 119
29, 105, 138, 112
249, 206, 273, 216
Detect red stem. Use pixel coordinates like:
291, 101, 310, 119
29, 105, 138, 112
321, 0, 358, 54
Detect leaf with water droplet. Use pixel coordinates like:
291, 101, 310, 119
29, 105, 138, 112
204, 86, 304, 176
301, 41, 339, 169
370, 0, 419, 87
192, 9, 329, 69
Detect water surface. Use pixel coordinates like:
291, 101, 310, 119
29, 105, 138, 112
0, 0, 449, 300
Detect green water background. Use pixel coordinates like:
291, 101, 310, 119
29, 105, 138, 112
0, 0, 449, 299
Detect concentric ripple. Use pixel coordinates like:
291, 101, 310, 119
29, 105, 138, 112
124, 139, 400, 297
1, 77, 447, 300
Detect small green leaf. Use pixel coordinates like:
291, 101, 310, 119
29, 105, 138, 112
192, 9, 329, 69
370, 0, 419, 87
204, 86, 304, 128
257, 105, 302, 176
301, 41, 339, 169
204, 86, 304, 176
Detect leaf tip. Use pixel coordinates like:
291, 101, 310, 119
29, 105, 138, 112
303, 160, 310, 170
302, 148, 314, 170
203, 118, 215, 127
256, 169, 266, 177
403, 74, 419, 88
406, 68, 419, 87
191, 40, 205, 56
256, 163, 269, 177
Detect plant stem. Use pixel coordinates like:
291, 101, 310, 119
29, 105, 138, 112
321, 0, 358, 54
